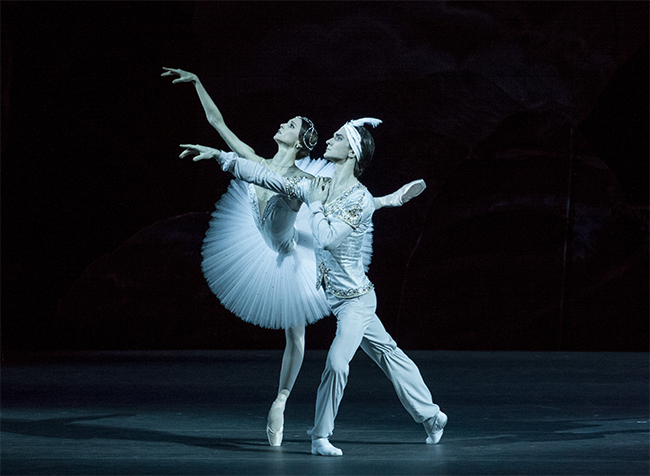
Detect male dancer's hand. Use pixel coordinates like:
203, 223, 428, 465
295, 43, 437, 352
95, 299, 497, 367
310, 176, 331, 204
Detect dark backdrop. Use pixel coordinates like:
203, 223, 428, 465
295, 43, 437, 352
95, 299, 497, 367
2, 1, 648, 354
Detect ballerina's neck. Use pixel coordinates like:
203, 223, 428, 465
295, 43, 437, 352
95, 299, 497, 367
264, 157, 301, 177
271, 147, 299, 169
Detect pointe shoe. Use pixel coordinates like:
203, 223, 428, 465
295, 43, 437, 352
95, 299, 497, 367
424, 411, 447, 444
266, 394, 287, 447
267, 424, 283, 447
379, 179, 427, 208
311, 437, 343, 456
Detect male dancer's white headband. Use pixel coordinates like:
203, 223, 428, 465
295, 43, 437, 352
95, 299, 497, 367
343, 117, 382, 162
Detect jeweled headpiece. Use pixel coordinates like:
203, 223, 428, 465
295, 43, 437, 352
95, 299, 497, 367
297, 116, 318, 151
343, 117, 382, 162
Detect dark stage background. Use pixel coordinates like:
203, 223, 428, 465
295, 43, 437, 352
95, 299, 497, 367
2, 1, 648, 354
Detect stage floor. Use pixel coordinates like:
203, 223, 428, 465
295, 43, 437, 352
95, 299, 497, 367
2, 350, 648, 475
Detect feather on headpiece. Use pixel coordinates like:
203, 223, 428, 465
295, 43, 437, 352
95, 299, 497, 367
343, 117, 382, 162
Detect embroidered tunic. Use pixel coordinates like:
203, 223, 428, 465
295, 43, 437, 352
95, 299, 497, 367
308, 183, 375, 298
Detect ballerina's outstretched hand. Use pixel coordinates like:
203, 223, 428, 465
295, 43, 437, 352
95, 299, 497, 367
161, 67, 198, 84
179, 144, 222, 162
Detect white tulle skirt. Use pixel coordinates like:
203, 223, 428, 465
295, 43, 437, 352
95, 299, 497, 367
200, 158, 372, 330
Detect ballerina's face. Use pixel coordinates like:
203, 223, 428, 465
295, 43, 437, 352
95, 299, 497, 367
273, 117, 302, 147
323, 126, 352, 162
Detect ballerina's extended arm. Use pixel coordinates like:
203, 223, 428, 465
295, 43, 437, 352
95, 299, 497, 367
180, 144, 306, 196
162, 67, 263, 163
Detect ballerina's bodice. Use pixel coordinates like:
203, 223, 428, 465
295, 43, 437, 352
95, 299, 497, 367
248, 184, 299, 254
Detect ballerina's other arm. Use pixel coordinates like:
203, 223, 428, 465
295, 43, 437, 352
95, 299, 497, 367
162, 67, 262, 163
179, 144, 310, 197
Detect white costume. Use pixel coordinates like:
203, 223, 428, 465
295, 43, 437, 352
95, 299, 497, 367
216, 152, 445, 454
304, 189, 441, 441
201, 157, 373, 329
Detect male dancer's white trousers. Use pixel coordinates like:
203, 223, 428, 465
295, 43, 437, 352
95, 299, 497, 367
310, 290, 441, 438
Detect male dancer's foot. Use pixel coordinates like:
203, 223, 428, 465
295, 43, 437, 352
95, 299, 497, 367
423, 411, 448, 444
267, 391, 288, 446
311, 437, 343, 456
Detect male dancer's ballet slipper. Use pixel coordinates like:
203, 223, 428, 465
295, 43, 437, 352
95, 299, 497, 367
311, 437, 343, 456
267, 393, 287, 446
376, 179, 427, 208
424, 410, 448, 444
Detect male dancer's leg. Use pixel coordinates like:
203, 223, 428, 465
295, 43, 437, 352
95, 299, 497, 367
358, 298, 440, 424
310, 294, 374, 439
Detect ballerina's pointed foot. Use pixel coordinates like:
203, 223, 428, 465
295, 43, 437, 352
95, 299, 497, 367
399, 179, 427, 204
267, 425, 284, 447
380, 179, 427, 207
267, 394, 287, 446
311, 437, 343, 456
424, 411, 448, 445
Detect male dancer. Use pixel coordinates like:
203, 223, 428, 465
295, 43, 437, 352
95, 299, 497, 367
179, 118, 446, 457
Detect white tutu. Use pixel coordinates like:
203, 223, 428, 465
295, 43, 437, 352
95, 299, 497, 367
201, 157, 373, 329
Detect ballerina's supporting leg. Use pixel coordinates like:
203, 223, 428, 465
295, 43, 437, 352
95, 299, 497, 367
267, 324, 306, 446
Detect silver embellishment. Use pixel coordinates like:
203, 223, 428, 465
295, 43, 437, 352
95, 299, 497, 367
334, 196, 363, 229
285, 176, 302, 200
316, 261, 374, 298
324, 183, 366, 229
316, 261, 329, 290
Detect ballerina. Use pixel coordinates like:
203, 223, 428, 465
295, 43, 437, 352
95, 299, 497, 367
163, 68, 426, 446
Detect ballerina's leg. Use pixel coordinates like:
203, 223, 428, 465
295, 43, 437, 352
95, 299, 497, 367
267, 324, 306, 446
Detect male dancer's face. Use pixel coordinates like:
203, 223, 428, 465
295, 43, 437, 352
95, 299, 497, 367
323, 127, 352, 163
